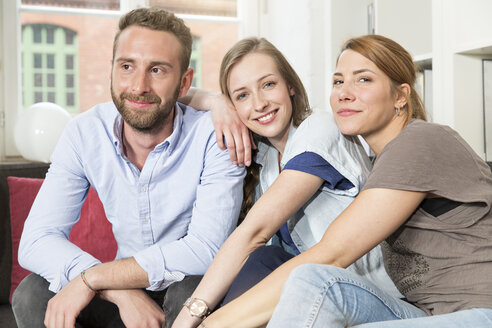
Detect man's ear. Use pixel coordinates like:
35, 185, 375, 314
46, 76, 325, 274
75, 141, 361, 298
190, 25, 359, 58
395, 83, 411, 109
179, 68, 194, 98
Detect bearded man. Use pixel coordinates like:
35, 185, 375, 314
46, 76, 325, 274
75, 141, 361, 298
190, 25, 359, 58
12, 8, 244, 328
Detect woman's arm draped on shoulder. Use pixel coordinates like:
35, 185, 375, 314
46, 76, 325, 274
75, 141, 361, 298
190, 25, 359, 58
179, 87, 254, 166
202, 187, 427, 328
171, 170, 324, 328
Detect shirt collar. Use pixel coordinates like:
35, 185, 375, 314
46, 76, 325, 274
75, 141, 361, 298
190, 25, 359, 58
111, 103, 184, 155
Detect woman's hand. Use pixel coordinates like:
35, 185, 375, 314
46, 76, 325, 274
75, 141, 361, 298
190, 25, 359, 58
179, 87, 255, 167
209, 93, 255, 167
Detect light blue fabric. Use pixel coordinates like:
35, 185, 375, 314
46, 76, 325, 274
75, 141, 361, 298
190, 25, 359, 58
256, 109, 401, 297
18, 101, 245, 293
268, 264, 492, 328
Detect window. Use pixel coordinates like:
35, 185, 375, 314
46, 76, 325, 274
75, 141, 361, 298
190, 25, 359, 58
1, 0, 246, 160
22, 24, 79, 113
190, 36, 202, 88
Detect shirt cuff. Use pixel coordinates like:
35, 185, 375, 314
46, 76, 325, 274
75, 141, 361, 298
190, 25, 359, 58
48, 257, 101, 293
134, 244, 185, 291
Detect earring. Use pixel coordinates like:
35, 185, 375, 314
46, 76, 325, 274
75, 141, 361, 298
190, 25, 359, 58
395, 107, 401, 116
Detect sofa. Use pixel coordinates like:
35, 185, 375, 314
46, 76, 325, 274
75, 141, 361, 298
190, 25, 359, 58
1, 160, 492, 328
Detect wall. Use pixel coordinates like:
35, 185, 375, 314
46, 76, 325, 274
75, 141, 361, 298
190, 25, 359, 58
1, 0, 22, 158
433, 0, 492, 157
452, 0, 492, 51
376, 0, 432, 57
329, 0, 371, 71
256, 0, 328, 110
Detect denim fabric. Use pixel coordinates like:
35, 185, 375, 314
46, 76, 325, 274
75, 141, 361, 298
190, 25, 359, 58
267, 264, 425, 328
353, 308, 492, 327
268, 264, 492, 328
12, 273, 202, 328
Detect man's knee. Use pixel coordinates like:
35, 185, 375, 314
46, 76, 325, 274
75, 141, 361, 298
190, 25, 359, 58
163, 275, 202, 328
12, 274, 54, 328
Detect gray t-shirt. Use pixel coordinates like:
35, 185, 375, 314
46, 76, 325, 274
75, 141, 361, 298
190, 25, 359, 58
363, 119, 492, 315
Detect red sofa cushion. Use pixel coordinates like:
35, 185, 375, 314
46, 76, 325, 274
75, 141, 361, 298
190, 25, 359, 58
8, 177, 117, 302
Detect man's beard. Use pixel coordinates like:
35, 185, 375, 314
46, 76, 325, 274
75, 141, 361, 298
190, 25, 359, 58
111, 84, 181, 133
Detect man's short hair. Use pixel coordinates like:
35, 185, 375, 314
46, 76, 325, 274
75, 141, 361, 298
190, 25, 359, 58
113, 7, 192, 74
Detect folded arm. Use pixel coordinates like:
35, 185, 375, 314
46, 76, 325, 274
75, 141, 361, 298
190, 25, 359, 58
201, 187, 427, 328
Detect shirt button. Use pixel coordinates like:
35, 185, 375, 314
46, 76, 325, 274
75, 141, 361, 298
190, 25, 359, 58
141, 186, 147, 192
142, 219, 149, 225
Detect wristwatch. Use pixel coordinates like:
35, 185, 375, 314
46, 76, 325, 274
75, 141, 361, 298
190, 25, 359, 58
183, 297, 210, 319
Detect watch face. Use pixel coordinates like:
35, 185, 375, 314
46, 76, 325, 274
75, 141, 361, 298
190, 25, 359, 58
189, 299, 208, 316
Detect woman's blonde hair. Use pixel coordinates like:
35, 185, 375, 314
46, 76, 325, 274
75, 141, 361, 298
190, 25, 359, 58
219, 37, 312, 222
339, 34, 427, 124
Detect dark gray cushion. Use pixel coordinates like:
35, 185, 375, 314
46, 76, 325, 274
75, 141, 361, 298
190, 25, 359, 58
0, 304, 17, 327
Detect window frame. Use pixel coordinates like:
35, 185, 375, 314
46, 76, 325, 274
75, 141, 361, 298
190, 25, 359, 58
0, 0, 255, 160
22, 24, 79, 112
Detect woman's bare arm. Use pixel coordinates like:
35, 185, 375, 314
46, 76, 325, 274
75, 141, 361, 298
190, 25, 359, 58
201, 187, 427, 328
171, 170, 324, 328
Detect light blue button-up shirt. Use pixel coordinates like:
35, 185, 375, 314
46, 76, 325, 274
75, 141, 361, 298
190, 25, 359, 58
18, 102, 245, 293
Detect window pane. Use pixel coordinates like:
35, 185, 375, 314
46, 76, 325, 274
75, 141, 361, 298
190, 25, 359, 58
150, 0, 237, 17
35, 92, 43, 102
65, 30, 74, 45
66, 92, 75, 106
66, 74, 74, 88
34, 73, 43, 87
66, 55, 74, 69
190, 59, 197, 87
46, 26, 55, 44
47, 54, 55, 68
34, 53, 42, 68
47, 73, 55, 87
47, 92, 56, 102
33, 25, 42, 43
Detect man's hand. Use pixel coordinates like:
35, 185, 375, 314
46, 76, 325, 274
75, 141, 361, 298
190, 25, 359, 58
44, 275, 96, 328
209, 93, 255, 167
101, 289, 166, 328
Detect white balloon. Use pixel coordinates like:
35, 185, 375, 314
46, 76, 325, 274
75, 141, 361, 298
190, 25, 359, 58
14, 102, 72, 163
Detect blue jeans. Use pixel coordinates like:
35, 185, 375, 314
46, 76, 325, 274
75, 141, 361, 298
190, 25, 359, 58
267, 264, 492, 328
